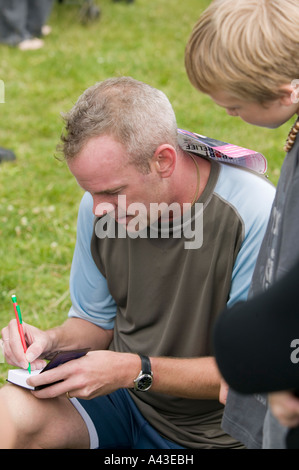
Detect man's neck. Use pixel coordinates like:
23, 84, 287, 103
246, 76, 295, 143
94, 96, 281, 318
173, 149, 211, 207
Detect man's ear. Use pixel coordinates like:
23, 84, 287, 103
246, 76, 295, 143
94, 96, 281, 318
151, 144, 176, 178
278, 83, 298, 107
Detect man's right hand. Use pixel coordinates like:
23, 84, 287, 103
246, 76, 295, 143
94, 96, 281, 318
1, 319, 51, 370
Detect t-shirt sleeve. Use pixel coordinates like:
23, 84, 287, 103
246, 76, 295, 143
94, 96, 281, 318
214, 165, 275, 307
68, 192, 117, 329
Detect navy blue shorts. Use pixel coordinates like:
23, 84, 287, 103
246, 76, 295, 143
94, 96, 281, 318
70, 388, 185, 449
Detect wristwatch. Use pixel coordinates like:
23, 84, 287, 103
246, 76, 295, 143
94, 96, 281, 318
133, 354, 153, 392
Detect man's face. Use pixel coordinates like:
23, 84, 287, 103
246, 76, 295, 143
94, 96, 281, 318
67, 135, 164, 230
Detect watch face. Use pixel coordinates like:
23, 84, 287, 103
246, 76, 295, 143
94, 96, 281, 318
136, 374, 153, 391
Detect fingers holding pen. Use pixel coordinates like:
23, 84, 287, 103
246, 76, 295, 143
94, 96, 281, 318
1, 320, 47, 370
1, 319, 28, 368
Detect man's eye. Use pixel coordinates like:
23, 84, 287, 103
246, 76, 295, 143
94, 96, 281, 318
110, 190, 121, 195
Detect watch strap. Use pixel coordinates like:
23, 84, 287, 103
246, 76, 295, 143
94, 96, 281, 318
139, 354, 151, 375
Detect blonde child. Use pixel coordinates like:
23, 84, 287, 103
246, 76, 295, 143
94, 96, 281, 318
185, 0, 299, 449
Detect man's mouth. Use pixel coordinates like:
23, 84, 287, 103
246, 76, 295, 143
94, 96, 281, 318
115, 215, 130, 224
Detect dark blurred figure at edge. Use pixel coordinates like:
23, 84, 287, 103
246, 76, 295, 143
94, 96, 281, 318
0, 0, 54, 50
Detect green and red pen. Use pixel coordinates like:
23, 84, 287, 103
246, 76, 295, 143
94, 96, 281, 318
11, 294, 31, 374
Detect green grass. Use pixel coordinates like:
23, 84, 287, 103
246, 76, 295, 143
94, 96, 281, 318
0, 0, 292, 383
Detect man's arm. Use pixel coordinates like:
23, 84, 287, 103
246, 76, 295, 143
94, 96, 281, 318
1, 316, 113, 371
47, 318, 113, 353
28, 349, 220, 400
150, 356, 220, 399
28, 317, 113, 363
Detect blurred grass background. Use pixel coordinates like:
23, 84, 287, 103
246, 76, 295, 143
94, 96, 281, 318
0, 0, 292, 382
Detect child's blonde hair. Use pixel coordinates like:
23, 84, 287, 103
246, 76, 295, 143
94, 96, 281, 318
185, 0, 299, 103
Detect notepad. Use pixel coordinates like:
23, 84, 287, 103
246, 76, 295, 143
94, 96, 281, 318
7, 368, 42, 390
6, 348, 90, 390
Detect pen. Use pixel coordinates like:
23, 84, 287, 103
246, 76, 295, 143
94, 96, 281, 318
11, 294, 31, 374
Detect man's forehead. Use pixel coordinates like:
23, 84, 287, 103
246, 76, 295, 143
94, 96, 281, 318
80, 134, 126, 155
74, 135, 132, 173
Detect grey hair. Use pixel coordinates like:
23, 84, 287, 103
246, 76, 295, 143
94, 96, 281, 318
59, 77, 178, 173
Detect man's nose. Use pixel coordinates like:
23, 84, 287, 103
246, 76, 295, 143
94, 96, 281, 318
93, 200, 115, 217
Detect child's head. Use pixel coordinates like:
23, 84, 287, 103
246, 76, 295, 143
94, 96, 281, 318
185, 0, 299, 126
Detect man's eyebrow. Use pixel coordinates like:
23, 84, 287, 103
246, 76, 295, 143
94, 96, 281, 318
93, 186, 125, 195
